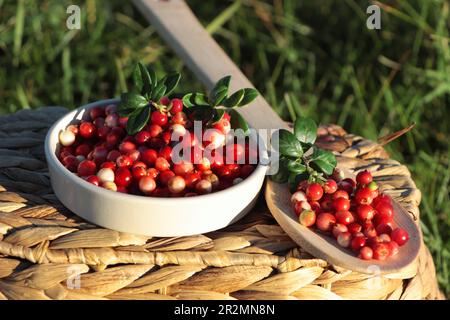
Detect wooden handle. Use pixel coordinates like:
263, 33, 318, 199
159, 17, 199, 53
132, 0, 288, 130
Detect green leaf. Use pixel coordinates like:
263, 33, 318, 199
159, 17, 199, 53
212, 108, 225, 124
163, 72, 181, 96
294, 116, 317, 144
277, 129, 303, 158
119, 92, 148, 110
229, 109, 250, 135
223, 89, 245, 108
126, 107, 151, 135
138, 63, 155, 95
286, 159, 307, 174
194, 93, 210, 106
185, 106, 214, 122
151, 82, 167, 102
310, 148, 337, 175
132, 64, 143, 93
236, 88, 258, 107
210, 76, 231, 106
118, 107, 136, 117
269, 158, 290, 183
182, 93, 195, 108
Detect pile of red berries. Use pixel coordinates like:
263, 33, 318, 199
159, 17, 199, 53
291, 170, 409, 260
58, 99, 257, 197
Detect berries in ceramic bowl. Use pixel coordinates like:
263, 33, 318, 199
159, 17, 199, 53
46, 99, 267, 236
290, 169, 410, 261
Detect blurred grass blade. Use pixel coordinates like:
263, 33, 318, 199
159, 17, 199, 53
206, 0, 241, 34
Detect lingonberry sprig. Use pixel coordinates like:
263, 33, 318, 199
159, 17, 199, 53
271, 116, 337, 191
182, 76, 259, 135
118, 62, 181, 135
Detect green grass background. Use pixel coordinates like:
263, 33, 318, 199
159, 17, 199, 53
0, 0, 448, 295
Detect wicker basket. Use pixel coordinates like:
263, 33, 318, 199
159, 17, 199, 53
0, 107, 443, 300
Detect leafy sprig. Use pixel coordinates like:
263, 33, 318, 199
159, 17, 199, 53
182, 76, 259, 135
271, 117, 337, 192
118, 62, 181, 135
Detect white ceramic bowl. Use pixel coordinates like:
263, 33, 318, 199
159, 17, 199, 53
45, 99, 268, 236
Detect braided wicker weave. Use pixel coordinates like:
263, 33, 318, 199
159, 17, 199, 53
0, 107, 443, 300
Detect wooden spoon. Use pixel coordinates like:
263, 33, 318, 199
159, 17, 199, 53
133, 0, 421, 274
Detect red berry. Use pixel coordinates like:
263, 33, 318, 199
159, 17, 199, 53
159, 146, 173, 161
116, 155, 133, 168
356, 204, 375, 220
75, 144, 91, 157
294, 201, 312, 216
93, 117, 105, 128
356, 170, 373, 185
101, 161, 116, 171
97, 126, 110, 139
372, 242, 390, 260
85, 175, 100, 186
141, 149, 158, 166
132, 166, 147, 180
354, 187, 373, 205
119, 141, 136, 154
173, 161, 194, 176
147, 168, 159, 179
316, 212, 336, 231
105, 113, 119, 127
155, 157, 171, 172
323, 179, 338, 194
337, 232, 352, 247
184, 172, 202, 189
347, 222, 362, 234
378, 233, 391, 243
374, 214, 394, 227
170, 98, 183, 113
135, 131, 151, 144
77, 160, 96, 176
374, 201, 394, 219
309, 201, 321, 214
333, 190, 349, 200
148, 124, 163, 138
151, 111, 168, 126
372, 194, 392, 207
62, 155, 79, 172
299, 210, 316, 227
195, 157, 211, 172
387, 241, 400, 256
333, 197, 350, 211
160, 96, 170, 105
359, 246, 373, 260
306, 183, 324, 201
114, 167, 132, 187
139, 176, 156, 195
335, 210, 355, 225
351, 235, 366, 251
159, 170, 175, 186
92, 146, 108, 164
391, 228, 409, 246
79, 122, 96, 139
332, 224, 348, 238
376, 222, 393, 235
340, 178, 356, 194
363, 226, 377, 238
107, 150, 121, 162
89, 107, 105, 120
195, 179, 212, 194
168, 176, 186, 194
118, 116, 128, 128
171, 112, 187, 126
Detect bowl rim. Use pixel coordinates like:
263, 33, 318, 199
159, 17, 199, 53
44, 98, 268, 204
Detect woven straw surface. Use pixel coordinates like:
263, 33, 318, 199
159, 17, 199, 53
0, 107, 444, 300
